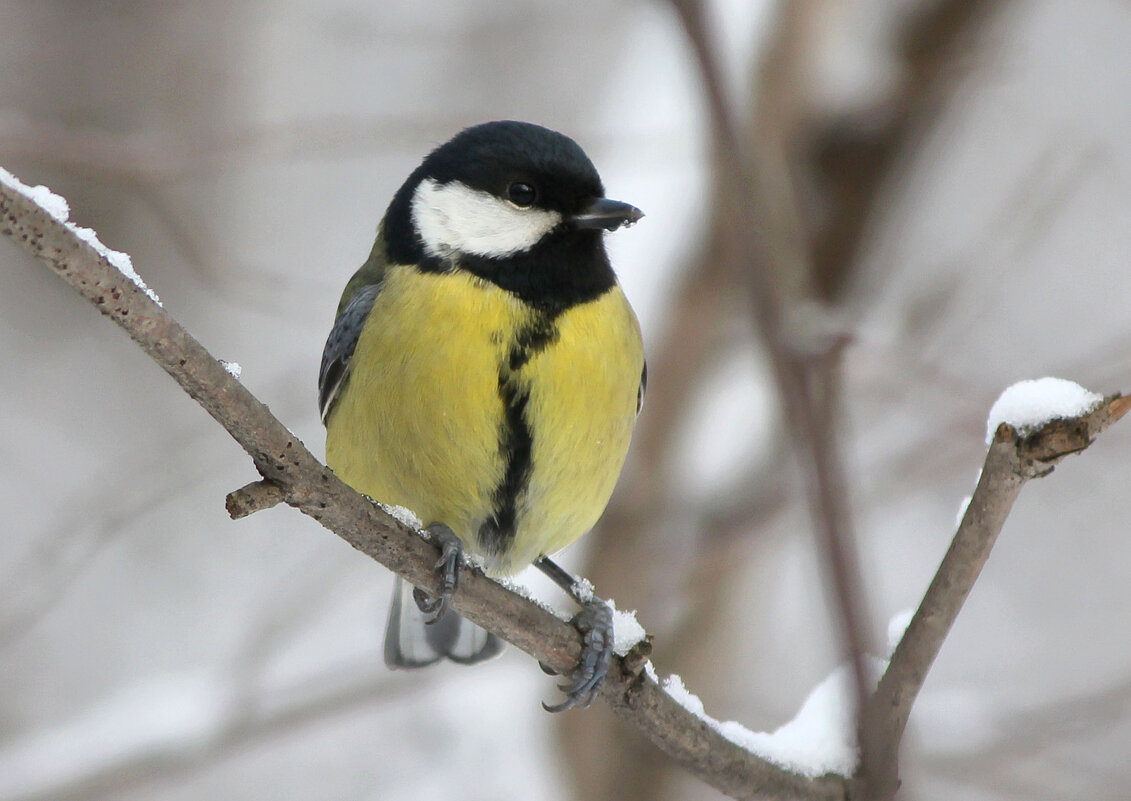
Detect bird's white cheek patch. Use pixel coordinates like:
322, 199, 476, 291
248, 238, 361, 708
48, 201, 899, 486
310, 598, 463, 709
411, 178, 563, 259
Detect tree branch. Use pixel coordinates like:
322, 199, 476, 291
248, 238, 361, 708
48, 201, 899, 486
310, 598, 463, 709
858, 394, 1131, 797
0, 174, 850, 799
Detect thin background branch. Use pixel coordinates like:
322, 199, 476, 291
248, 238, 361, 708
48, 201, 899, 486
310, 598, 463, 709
667, 0, 874, 767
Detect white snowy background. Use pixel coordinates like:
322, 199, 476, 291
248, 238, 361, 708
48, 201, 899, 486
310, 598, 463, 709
3, 1, 1131, 800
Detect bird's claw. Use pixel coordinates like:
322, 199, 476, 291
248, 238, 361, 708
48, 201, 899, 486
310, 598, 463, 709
542, 600, 613, 713
412, 523, 463, 624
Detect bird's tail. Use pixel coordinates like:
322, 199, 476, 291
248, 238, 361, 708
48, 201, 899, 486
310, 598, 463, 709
383, 576, 505, 668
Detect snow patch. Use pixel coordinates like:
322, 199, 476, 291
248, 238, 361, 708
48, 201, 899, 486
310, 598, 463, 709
985, 377, 1102, 444
955, 494, 972, 527
886, 608, 915, 655
494, 571, 558, 616
609, 600, 647, 656
22, 182, 70, 221
643, 660, 659, 682
377, 503, 423, 530
662, 672, 706, 717
659, 657, 889, 778
0, 165, 161, 305
730, 658, 886, 777
570, 577, 595, 603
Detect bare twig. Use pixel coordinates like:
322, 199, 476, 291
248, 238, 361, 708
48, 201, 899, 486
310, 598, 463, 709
858, 395, 1131, 797
0, 173, 850, 800
226, 478, 286, 518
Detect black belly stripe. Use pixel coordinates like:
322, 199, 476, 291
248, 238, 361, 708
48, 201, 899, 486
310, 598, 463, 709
477, 314, 559, 557
478, 378, 533, 556
508, 314, 558, 371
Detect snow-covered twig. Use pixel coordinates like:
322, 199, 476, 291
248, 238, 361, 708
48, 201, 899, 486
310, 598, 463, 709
0, 171, 850, 800
859, 388, 1131, 797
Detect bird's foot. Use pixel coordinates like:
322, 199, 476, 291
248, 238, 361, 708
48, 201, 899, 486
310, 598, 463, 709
411, 523, 463, 624
542, 599, 614, 713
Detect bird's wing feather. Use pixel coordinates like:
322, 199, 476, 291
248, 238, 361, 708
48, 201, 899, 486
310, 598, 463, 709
319, 282, 382, 424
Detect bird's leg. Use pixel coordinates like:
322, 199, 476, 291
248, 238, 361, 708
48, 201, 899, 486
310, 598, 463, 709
411, 522, 463, 624
535, 556, 614, 712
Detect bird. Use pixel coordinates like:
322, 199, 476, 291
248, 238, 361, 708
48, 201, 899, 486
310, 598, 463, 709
318, 120, 644, 710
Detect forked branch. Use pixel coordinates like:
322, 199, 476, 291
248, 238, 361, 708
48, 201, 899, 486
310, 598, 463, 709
857, 396, 1130, 798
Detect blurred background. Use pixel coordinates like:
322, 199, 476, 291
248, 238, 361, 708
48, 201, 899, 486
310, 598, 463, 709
3, 1, 1131, 799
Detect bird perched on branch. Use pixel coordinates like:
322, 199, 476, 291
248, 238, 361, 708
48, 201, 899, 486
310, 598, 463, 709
319, 120, 644, 710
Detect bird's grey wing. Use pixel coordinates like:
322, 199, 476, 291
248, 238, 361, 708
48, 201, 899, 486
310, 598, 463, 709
318, 282, 382, 424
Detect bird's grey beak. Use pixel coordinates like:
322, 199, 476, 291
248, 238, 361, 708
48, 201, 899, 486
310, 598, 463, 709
569, 197, 644, 232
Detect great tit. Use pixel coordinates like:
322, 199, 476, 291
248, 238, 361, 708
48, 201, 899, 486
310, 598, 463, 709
319, 121, 644, 710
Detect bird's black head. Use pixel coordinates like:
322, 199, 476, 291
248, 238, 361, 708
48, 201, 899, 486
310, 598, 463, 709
383, 121, 642, 311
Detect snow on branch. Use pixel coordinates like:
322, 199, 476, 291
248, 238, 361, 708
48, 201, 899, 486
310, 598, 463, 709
858, 384, 1130, 797
0, 166, 160, 304
5, 151, 1127, 799
0, 171, 852, 800
985, 377, 1104, 444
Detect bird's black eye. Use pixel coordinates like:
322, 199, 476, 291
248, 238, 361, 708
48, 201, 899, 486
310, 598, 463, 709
507, 182, 537, 208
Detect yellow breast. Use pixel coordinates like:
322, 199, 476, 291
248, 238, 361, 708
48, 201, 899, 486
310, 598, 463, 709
325, 263, 643, 576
